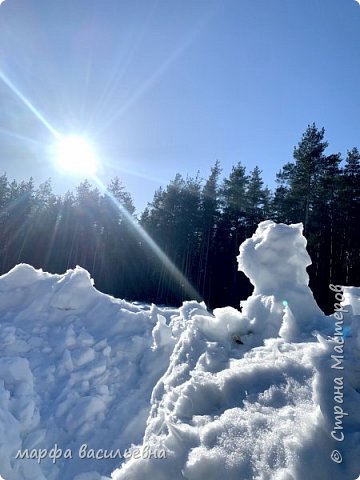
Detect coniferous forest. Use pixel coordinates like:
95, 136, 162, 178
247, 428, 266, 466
1, 124, 359, 313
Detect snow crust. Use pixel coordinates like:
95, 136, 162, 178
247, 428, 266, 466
0, 221, 359, 480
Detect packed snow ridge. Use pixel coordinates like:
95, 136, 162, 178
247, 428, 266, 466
0, 221, 359, 480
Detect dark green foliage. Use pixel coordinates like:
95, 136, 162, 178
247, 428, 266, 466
0, 124, 359, 312
140, 172, 202, 304
272, 124, 359, 312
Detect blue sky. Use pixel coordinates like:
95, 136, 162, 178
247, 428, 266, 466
0, 0, 359, 212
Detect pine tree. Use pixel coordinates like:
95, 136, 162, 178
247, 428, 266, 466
213, 162, 250, 307
140, 173, 202, 304
198, 160, 221, 302
2, 177, 34, 269
291, 123, 328, 233
340, 148, 360, 284
245, 166, 271, 234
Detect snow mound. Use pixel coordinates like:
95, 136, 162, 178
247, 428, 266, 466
0, 265, 185, 479
112, 221, 360, 480
0, 221, 359, 480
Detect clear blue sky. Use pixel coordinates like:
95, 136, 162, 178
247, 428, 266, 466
0, 0, 359, 212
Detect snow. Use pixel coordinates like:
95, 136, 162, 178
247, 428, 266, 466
0, 265, 180, 479
0, 221, 359, 480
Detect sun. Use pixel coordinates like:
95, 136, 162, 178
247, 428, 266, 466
53, 134, 98, 176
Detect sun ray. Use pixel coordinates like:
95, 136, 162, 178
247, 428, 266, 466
0, 126, 47, 146
0, 65, 202, 302
0, 69, 60, 139
93, 176, 202, 302
94, 8, 216, 136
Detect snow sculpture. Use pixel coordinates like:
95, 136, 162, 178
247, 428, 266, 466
237, 221, 328, 341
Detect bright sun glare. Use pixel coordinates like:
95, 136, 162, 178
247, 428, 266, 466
54, 135, 98, 176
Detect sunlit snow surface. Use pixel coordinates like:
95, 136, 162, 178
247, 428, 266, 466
0, 221, 359, 480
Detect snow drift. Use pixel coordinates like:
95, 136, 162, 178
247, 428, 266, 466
0, 221, 359, 480
0, 265, 181, 479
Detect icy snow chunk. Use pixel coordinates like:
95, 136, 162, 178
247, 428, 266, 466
0, 264, 46, 288
71, 348, 96, 368
237, 221, 311, 294
0, 357, 32, 384
194, 306, 247, 343
50, 266, 99, 310
23, 429, 47, 449
152, 315, 173, 348
65, 396, 106, 430
58, 349, 74, 374
238, 221, 328, 341
278, 304, 301, 342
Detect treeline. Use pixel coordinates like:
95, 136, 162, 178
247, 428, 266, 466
0, 124, 359, 312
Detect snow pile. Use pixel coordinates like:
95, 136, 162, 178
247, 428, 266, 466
112, 221, 360, 480
0, 221, 359, 480
0, 265, 183, 480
